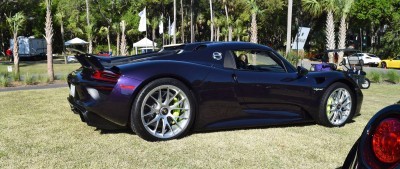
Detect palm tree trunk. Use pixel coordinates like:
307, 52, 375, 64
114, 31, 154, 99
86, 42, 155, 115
325, 10, 336, 63
250, 13, 257, 43
224, 4, 232, 41
337, 15, 346, 68
209, 0, 214, 41
190, 0, 194, 43
86, 0, 92, 53
120, 21, 127, 56
173, 0, 177, 44
60, 20, 66, 64
45, 0, 54, 81
12, 33, 19, 80
180, 0, 184, 43
107, 26, 111, 54
216, 26, 220, 41
285, 0, 292, 56
116, 33, 120, 55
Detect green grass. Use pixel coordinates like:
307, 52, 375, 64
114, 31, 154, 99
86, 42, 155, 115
0, 61, 80, 77
0, 84, 399, 168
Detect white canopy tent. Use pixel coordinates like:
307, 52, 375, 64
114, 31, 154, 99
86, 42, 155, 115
133, 37, 157, 54
64, 37, 88, 46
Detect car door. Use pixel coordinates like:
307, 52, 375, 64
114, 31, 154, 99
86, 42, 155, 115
232, 50, 314, 122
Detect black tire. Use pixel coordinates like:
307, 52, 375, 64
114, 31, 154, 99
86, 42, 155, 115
360, 78, 370, 89
130, 78, 195, 141
381, 62, 387, 69
318, 82, 355, 127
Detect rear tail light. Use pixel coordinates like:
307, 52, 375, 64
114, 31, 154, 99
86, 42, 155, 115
91, 70, 120, 83
372, 118, 400, 164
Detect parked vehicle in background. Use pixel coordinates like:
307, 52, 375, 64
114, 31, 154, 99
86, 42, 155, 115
9, 36, 46, 60
344, 53, 381, 67
342, 101, 400, 169
380, 56, 400, 69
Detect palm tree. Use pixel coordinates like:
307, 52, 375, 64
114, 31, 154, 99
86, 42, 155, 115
337, 0, 354, 68
6, 12, 25, 80
222, 0, 232, 41
99, 26, 111, 53
150, 18, 159, 49
112, 22, 120, 55
45, 0, 54, 81
248, 0, 261, 43
303, 0, 338, 63
55, 12, 66, 64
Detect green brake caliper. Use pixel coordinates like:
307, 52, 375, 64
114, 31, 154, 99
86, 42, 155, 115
326, 97, 333, 117
172, 97, 181, 124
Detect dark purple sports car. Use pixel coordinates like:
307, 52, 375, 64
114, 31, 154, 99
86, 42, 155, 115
342, 102, 399, 169
67, 42, 363, 141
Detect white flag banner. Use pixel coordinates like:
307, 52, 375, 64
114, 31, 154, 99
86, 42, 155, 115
138, 8, 146, 32
159, 15, 163, 34
169, 21, 175, 36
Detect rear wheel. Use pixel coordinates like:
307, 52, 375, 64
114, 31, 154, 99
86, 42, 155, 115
318, 82, 355, 127
130, 78, 195, 141
381, 62, 387, 69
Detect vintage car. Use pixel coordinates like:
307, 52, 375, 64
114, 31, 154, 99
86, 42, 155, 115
67, 42, 363, 141
342, 101, 399, 169
380, 56, 400, 69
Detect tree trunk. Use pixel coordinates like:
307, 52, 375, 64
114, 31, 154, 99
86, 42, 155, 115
325, 10, 336, 63
190, 0, 194, 43
224, 4, 232, 41
116, 33, 120, 55
337, 15, 347, 68
60, 19, 66, 64
216, 26, 220, 41
107, 27, 111, 54
152, 27, 156, 49
180, 0, 184, 43
173, 0, 176, 44
86, 0, 92, 53
120, 21, 127, 56
251, 13, 257, 43
45, 0, 54, 81
285, 0, 292, 56
13, 33, 19, 80
209, 0, 214, 41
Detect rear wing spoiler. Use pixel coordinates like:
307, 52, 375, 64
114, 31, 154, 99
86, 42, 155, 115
66, 48, 107, 71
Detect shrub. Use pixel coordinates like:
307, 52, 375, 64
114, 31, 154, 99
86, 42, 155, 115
12, 72, 20, 81
38, 74, 50, 84
367, 71, 384, 83
0, 75, 10, 87
23, 73, 35, 85
385, 70, 400, 84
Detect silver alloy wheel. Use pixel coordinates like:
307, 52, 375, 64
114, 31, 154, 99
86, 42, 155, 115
326, 88, 352, 125
141, 85, 191, 139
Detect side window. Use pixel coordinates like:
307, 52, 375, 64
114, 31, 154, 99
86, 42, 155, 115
232, 50, 286, 73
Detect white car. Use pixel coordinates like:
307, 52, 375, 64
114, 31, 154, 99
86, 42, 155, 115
344, 53, 381, 67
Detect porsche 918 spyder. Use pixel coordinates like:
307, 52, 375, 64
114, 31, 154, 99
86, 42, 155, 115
67, 42, 363, 141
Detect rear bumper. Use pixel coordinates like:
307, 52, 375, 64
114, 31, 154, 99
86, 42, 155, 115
68, 96, 125, 129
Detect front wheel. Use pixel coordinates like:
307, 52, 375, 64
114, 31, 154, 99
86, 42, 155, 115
130, 78, 195, 141
318, 82, 355, 127
360, 78, 370, 89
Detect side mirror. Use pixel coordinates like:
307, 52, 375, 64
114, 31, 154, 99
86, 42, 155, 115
297, 66, 308, 76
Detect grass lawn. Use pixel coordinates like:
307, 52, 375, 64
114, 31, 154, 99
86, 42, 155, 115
0, 60, 80, 76
0, 84, 399, 168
